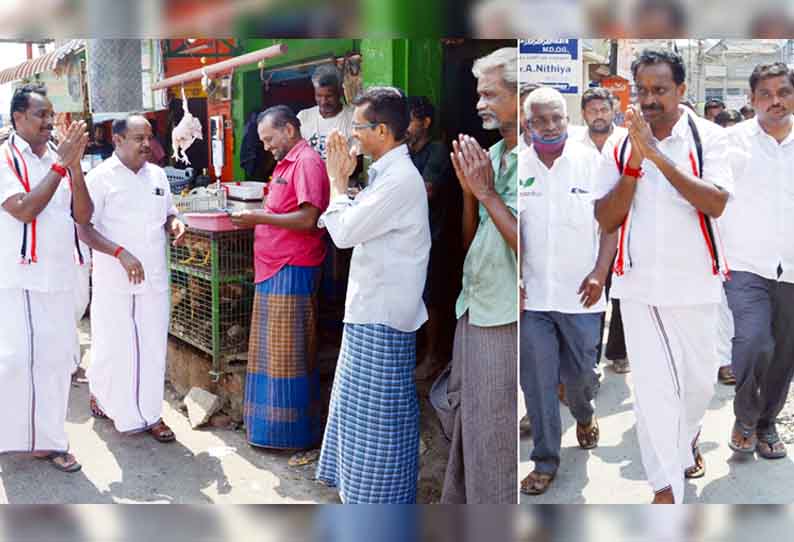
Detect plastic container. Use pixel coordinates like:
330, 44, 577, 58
165, 166, 194, 195
224, 181, 266, 201
184, 211, 253, 232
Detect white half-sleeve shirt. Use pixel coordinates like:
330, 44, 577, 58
520, 140, 606, 314
720, 116, 794, 283
86, 154, 177, 295
592, 108, 734, 307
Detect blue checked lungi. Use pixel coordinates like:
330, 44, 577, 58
316, 323, 420, 503
244, 264, 322, 449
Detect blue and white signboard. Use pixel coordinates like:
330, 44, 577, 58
519, 39, 583, 94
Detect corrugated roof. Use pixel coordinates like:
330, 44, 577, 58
0, 39, 84, 85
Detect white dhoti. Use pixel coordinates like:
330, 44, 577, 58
0, 288, 75, 453
88, 288, 169, 433
716, 285, 734, 364
72, 253, 91, 372
621, 299, 719, 504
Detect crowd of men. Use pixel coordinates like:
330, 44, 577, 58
0, 47, 518, 504
520, 47, 794, 504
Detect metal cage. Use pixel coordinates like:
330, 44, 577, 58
169, 227, 254, 378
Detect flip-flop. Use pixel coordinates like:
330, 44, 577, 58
757, 428, 787, 460
729, 420, 757, 454
36, 452, 82, 473
288, 449, 321, 467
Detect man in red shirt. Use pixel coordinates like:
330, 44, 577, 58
231, 105, 330, 451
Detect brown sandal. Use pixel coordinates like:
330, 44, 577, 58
717, 365, 737, 386
149, 420, 176, 443
35, 451, 82, 473
576, 418, 599, 449
684, 446, 705, 479
89, 395, 108, 419
521, 470, 556, 495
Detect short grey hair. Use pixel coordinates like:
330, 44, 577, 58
311, 64, 343, 90
472, 47, 518, 89
524, 87, 567, 118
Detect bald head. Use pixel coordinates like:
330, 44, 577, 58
112, 114, 153, 172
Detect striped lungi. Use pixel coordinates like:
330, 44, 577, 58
316, 323, 419, 503
244, 264, 322, 449
440, 313, 518, 503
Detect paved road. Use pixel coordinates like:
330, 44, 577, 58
520, 361, 794, 504
0, 318, 448, 504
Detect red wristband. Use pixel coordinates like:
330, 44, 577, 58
623, 165, 643, 178
113, 246, 125, 258
51, 163, 68, 178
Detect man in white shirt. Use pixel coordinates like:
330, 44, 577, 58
0, 83, 92, 472
720, 62, 794, 460
572, 87, 628, 157
297, 64, 355, 161
520, 87, 617, 496
315, 87, 430, 503
574, 88, 631, 375
594, 48, 733, 504
77, 115, 186, 443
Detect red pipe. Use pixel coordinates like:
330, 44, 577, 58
151, 43, 287, 90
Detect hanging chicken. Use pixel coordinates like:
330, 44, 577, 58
172, 87, 203, 165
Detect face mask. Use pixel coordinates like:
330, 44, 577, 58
532, 131, 567, 154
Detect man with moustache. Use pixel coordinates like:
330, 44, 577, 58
573, 87, 628, 157
440, 47, 518, 504
297, 64, 355, 161
520, 87, 617, 495
315, 87, 430, 503
0, 83, 92, 471
594, 49, 733, 504
704, 99, 726, 123
720, 63, 794, 460
230, 106, 330, 451
77, 115, 186, 443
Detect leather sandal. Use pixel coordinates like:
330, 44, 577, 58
149, 420, 176, 443
89, 395, 109, 419
684, 445, 705, 478
576, 417, 599, 449
521, 470, 556, 495
36, 451, 82, 473
729, 420, 757, 454
717, 365, 736, 386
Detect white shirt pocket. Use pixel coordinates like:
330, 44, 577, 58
564, 191, 594, 228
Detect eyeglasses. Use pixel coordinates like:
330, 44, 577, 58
352, 121, 381, 131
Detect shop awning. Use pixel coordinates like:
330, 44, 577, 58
0, 39, 85, 85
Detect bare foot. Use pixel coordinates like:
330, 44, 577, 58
652, 487, 674, 504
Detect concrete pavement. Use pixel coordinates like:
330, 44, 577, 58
520, 363, 794, 503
